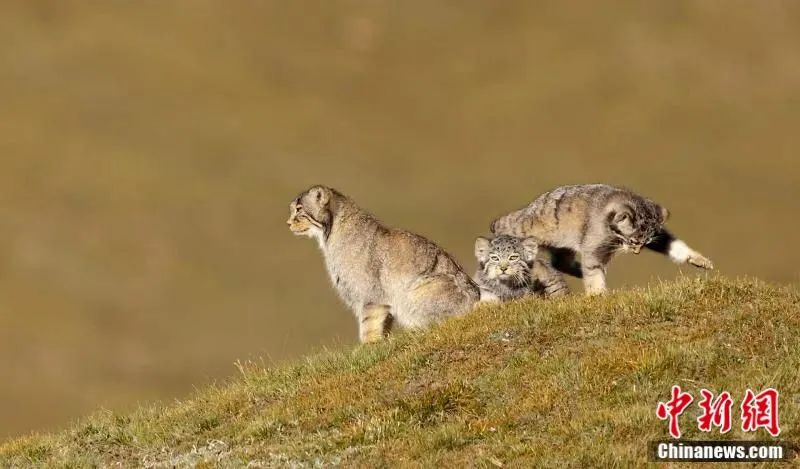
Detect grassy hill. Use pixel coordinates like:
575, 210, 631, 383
2, 276, 798, 467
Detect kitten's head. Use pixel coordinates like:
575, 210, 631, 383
287, 185, 334, 240
608, 199, 669, 253
474, 235, 538, 285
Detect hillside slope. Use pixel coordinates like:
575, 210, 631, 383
2, 276, 798, 467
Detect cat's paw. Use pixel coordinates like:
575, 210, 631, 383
688, 253, 714, 270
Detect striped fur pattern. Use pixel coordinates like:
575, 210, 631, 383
491, 184, 713, 295
474, 235, 569, 301
288, 185, 480, 342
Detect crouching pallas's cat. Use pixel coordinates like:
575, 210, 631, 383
474, 235, 569, 301
490, 184, 714, 295
287, 185, 479, 343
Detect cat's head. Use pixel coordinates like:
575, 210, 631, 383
287, 185, 334, 240
608, 199, 669, 253
474, 235, 538, 285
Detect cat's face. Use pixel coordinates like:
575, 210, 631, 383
475, 235, 537, 285
287, 186, 333, 240
609, 201, 669, 253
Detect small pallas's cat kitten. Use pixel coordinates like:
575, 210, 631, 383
491, 184, 713, 295
474, 235, 569, 302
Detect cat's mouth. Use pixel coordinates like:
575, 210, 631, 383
288, 224, 309, 235
621, 243, 642, 254
497, 273, 522, 284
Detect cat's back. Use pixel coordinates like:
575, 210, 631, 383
491, 184, 624, 243
378, 228, 472, 281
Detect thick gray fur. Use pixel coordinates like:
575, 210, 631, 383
288, 185, 480, 342
474, 235, 569, 301
491, 184, 713, 295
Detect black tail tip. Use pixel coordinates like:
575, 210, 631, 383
489, 219, 498, 234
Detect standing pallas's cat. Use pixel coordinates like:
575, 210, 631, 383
491, 184, 713, 295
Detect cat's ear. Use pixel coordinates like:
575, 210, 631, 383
613, 210, 631, 223
474, 237, 491, 262
612, 209, 634, 232
659, 206, 670, 223
308, 186, 330, 207
521, 237, 539, 263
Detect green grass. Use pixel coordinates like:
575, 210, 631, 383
2, 276, 798, 467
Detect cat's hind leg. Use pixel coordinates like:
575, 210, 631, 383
531, 259, 570, 298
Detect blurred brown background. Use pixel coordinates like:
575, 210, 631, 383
1, 1, 798, 438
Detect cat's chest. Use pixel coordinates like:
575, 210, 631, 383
479, 277, 528, 300
323, 253, 372, 304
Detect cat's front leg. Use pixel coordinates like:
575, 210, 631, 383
580, 253, 608, 295
647, 229, 714, 269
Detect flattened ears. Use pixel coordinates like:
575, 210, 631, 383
308, 186, 330, 206
613, 209, 632, 224
474, 237, 491, 262
521, 237, 538, 263
612, 209, 635, 232
659, 206, 670, 223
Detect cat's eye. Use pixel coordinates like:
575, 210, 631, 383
508, 255, 520, 261
489, 255, 500, 262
